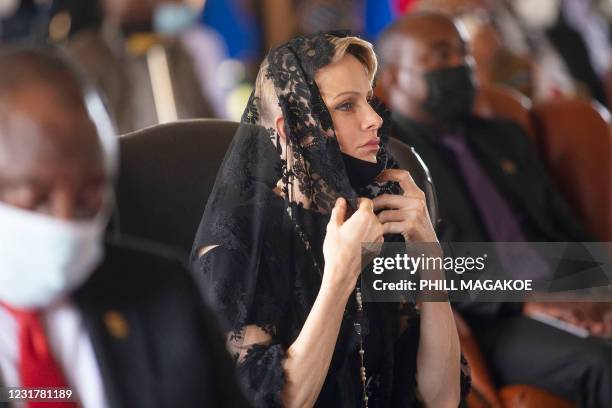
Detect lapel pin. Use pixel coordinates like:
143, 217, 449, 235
500, 159, 517, 175
103, 310, 130, 339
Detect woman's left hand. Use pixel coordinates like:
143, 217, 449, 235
374, 172, 459, 406
372, 169, 438, 243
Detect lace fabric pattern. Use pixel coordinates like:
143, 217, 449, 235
257, 32, 399, 214
191, 32, 469, 407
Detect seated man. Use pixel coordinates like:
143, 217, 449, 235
0, 46, 250, 408
377, 11, 612, 407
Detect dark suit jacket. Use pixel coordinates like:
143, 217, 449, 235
0, 238, 251, 408
392, 114, 589, 243
391, 114, 590, 319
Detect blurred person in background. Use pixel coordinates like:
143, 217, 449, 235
555, 0, 612, 105
512, 0, 609, 105
66, 0, 222, 134
377, 12, 612, 406
415, 0, 580, 101
504, 0, 579, 101
258, 0, 401, 54
176, 0, 230, 118
416, 0, 536, 98
257, 0, 366, 54
0, 46, 250, 408
460, 12, 534, 97
294, 0, 365, 36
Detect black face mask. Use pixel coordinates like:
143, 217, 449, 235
422, 65, 476, 125
341, 153, 385, 190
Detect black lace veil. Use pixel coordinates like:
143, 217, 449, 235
191, 32, 419, 407
245, 31, 399, 213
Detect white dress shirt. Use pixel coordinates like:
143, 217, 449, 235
0, 298, 109, 408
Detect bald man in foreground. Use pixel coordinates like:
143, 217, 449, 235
0, 47, 250, 408
377, 12, 612, 407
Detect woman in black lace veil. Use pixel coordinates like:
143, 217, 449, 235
191, 32, 469, 407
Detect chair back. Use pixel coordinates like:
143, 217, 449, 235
531, 99, 612, 241
475, 84, 536, 142
114, 120, 440, 257
387, 137, 439, 228
115, 119, 238, 256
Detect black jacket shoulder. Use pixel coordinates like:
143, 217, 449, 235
73, 236, 253, 408
79, 236, 191, 299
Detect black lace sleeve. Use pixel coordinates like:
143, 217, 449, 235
194, 245, 288, 407
189, 123, 307, 407
238, 344, 286, 406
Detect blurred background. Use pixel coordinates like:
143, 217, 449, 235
1, 0, 610, 246
3, 0, 612, 123
0, 0, 609, 246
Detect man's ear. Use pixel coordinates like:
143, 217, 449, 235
275, 115, 287, 142
376, 68, 397, 105
379, 67, 399, 89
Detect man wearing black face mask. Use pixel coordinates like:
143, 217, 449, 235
377, 11, 612, 408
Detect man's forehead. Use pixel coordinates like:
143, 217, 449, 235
0, 98, 104, 176
397, 16, 463, 56
0, 48, 115, 181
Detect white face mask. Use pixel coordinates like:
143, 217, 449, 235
0, 202, 107, 309
513, 0, 561, 29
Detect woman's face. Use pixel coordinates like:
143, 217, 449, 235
315, 54, 383, 163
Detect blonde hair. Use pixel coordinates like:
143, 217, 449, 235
254, 35, 378, 126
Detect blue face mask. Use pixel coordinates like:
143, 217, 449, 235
153, 4, 198, 36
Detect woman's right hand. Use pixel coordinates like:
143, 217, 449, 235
322, 197, 384, 294
283, 198, 383, 407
